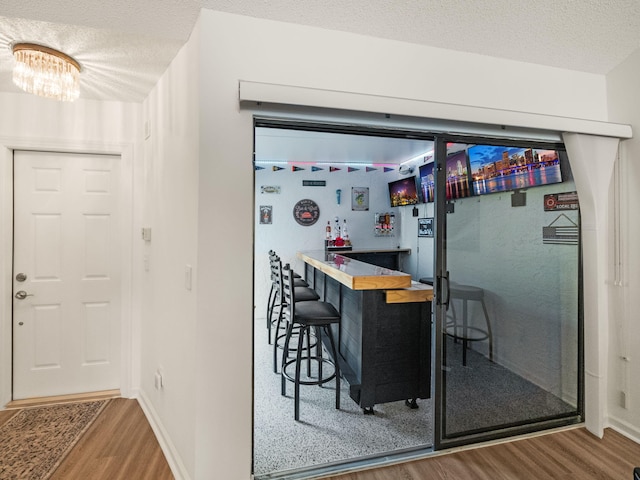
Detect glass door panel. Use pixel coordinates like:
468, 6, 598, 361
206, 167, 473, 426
434, 137, 582, 447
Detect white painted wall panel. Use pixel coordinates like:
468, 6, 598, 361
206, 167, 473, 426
195, 10, 617, 479
606, 49, 640, 441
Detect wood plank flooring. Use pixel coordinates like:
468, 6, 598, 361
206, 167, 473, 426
327, 427, 640, 480
51, 398, 174, 480
3, 396, 640, 480
0, 397, 174, 480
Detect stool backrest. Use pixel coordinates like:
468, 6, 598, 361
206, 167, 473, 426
270, 255, 284, 296
281, 263, 296, 319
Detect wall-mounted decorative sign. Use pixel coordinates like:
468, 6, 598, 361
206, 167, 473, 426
259, 205, 272, 224
260, 185, 281, 194
543, 213, 579, 245
351, 187, 369, 211
544, 191, 579, 211
302, 180, 326, 187
293, 199, 320, 226
418, 217, 434, 237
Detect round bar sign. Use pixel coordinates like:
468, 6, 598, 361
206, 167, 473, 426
293, 199, 320, 226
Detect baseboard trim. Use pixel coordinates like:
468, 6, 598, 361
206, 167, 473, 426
137, 389, 191, 480
607, 416, 640, 444
5, 389, 120, 409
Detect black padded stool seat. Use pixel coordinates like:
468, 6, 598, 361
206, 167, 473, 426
446, 283, 493, 366
419, 277, 434, 285
280, 264, 340, 421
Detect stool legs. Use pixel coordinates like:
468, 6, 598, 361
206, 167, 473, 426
480, 299, 493, 362
266, 282, 275, 343
448, 295, 493, 366
282, 322, 340, 421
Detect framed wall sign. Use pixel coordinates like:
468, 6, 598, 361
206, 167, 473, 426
292, 199, 320, 226
259, 205, 272, 224
418, 217, 434, 237
352, 187, 369, 211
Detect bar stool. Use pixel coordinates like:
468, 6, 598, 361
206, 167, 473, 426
271, 256, 319, 373
446, 284, 493, 366
280, 264, 340, 421
267, 251, 312, 345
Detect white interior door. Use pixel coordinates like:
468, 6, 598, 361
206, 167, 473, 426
12, 150, 121, 400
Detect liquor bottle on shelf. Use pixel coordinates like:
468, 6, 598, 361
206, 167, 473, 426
342, 219, 351, 246
325, 221, 332, 240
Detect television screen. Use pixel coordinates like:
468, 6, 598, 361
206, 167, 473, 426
388, 176, 420, 207
418, 162, 435, 203
445, 150, 472, 200
418, 151, 472, 202
469, 145, 562, 195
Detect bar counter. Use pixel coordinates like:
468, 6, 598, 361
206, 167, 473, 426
297, 250, 433, 413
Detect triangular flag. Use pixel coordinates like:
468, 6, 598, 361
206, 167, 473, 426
383, 167, 395, 172
347, 167, 360, 173
330, 167, 341, 172
366, 167, 377, 172
254, 165, 265, 171
291, 166, 305, 172
272, 166, 284, 171
311, 166, 324, 172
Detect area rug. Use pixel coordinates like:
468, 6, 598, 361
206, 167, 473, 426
0, 400, 110, 480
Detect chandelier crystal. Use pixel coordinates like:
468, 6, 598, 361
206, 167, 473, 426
12, 43, 80, 102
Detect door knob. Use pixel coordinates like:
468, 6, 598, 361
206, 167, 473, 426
15, 272, 27, 282
14, 290, 34, 300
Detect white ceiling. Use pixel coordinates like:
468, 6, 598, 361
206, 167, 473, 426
255, 127, 434, 166
1, 0, 640, 103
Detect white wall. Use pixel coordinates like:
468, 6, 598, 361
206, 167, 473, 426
253, 164, 411, 312
193, 10, 614, 479
605, 49, 640, 441
0, 92, 140, 410
137, 25, 200, 479
444, 181, 579, 398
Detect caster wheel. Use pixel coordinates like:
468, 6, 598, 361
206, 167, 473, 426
405, 398, 419, 409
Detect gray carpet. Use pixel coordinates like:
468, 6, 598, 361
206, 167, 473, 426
253, 319, 576, 477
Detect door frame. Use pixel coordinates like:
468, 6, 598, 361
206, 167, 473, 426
0, 137, 135, 407
431, 134, 584, 450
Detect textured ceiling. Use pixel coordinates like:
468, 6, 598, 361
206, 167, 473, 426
1, 0, 640, 102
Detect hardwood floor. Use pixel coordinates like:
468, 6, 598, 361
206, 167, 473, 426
326, 427, 640, 480
46, 397, 174, 480
3, 396, 639, 480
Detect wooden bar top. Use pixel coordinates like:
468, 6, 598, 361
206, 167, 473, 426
298, 250, 411, 290
385, 281, 434, 304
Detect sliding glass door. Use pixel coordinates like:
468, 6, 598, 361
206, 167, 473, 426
433, 136, 583, 448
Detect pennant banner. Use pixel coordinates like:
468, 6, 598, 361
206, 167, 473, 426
254, 165, 265, 171
291, 166, 305, 172
311, 166, 324, 172
330, 167, 341, 172
366, 167, 377, 172
347, 167, 360, 173
383, 167, 395, 172
272, 166, 284, 171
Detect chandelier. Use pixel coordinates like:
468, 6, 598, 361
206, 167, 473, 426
12, 43, 81, 102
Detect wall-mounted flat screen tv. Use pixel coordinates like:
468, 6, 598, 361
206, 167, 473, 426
468, 145, 563, 195
418, 151, 472, 203
418, 162, 435, 203
388, 176, 421, 207
445, 150, 472, 200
